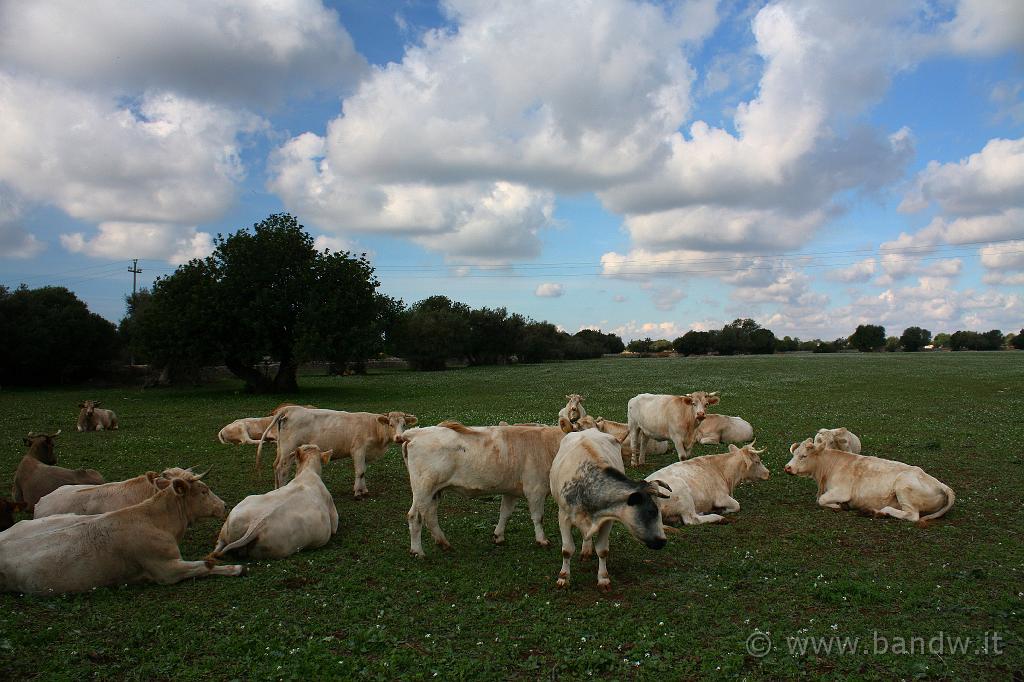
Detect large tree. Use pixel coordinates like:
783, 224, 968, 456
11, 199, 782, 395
849, 324, 886, 352
129, 214, 386, 392
899, 326, 932, 352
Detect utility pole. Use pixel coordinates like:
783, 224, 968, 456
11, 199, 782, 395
128, 259, 142, 366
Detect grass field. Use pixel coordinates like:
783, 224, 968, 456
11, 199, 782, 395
0, 353, 1022, 680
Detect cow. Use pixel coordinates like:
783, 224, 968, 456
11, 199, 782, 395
32, 467, 196, 518
784, 439, 955, 523
256, 406, 417, 498
813, 427, 862, 454
211, 445, 338, 559
77, 400, 118, 431
12, 432, 104, 512
0, 470, 243, 595
588, 416, 670, 462
399, 422, 567, 557
627, 391, 720, 466
645, 443, 770, 526
217, 416, 278, 445
694, 414, 754, 445
558, 394, 588, 433
0, 499, 28, 532
549, 429, 670, 590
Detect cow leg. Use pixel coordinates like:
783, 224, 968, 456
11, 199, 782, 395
407, 501, 425, 558
580, 537, 594, 561
699, 435, 720, 445
817, 488, 849, 510
493, 495, 517, 545
556, 510, 575, 588
351, 449, 369, 499
714, 496, 741, 514
876, 488, 920, 522
629, 427, 642, 467
525, 492, 549, 547
594, 520, 614, 591
423, 493, 451, 551
140, 549, 245, 585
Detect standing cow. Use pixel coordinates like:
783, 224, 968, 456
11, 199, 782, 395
550, 429, 670, 590
646, 443, 770, 526
212, 445, 338, 559
399, 422, 567, 557
627, 391, 720, 466
785, 439, 955, 523
77, 400, 118, 431
0, 472, 242, 595
257, 406, 416, 498
558, 394, 588, 433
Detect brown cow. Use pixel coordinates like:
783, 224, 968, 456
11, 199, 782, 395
0, 472, 243, 595
77, 400, 118, 431
12, 431, 104, 512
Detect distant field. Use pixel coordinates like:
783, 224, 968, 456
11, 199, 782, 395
1, 353, 1022, 680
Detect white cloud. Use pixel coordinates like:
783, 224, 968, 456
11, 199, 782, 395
943, 0, 1024, 55
0, 187, 44, 259
0, 0, 366, 106
610, 320, 690, 342
313, 234, 354, 254
980, 240, 1024, 270
535, 282, 564, 298
646, 285, 686, 311
828, 258, 876, 283
61, 223, 213, 264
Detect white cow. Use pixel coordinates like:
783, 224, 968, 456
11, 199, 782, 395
550, 429, 670, 590
813, 427, 862, 454
0, 472, 242, 594
217, 417, 277, 445
399, 422, 567, 557
785, 439, 955, 523
34, 469, 182, 518
256, 406, 417, 498
627, 391, 720, 466
646, 443, 770, 525
212, 445, 338, 559
582, 416, 670, 462
694, 414, 754, 445
558, 394, 588, 433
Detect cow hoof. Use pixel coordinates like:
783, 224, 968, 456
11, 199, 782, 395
236, 565, 248, 577
410, 550, 425, 559
556, 577, 569, 589
493, 535, 505, 545
597, 581, 611, 593
438, 541, 452, 551
536, 539, 550, 548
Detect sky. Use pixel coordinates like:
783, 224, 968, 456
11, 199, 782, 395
0, 0, 1022, 341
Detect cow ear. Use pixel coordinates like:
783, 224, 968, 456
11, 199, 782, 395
320, 450, 333, 464
615, 429, 629, 444
377, 415, 390, 425
154, 477, 173, 490
171, 479, 188, 496
707, 396, 720, 405
626, 491, 644, 506
145, 471, 158, 483
681, 396, 693, 405
728, 443, 739, 453
405, 415, 417, 425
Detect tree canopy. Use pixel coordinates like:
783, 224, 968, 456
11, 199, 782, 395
849, 324, 886, 352
899, 326, 932, 352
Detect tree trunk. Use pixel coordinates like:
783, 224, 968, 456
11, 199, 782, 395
225, 357, 274, 393
273, 359, 299, 392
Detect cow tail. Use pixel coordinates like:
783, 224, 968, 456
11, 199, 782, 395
213, 516, 268, 557
921, 482, 956, 521
254, 413, 284, 472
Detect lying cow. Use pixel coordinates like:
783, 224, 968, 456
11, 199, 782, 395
694, 413, 754, 445
627, 391, 720, 466
399, 422, 567, 557
212, 445, 337, 559
558, 394, 588, 433
218, 416, 277, 445
785, 439, 955, 523
33, 467, 196, 518
257, 406, 417, 498
584, 416, 670, 462
12, 432, 104, 512
0, 499, 27, 532
550, 429, 670, 590
0, 471, 243, 595
813, 427, 862, 454
77, 400, 118, 431
646, 443, 769, 525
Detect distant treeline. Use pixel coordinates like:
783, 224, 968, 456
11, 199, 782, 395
1, 213, 1020, 390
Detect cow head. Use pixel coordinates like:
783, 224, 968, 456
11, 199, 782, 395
169, 468, 226, 521
378, 412, 418, 441
295, 444, 333, 476
23, 430, 60, 464
564, 394, 585, 422
815, 427, 852, 452
619, 479, 671, 550
785, 439, 823, 476
730, 442, 770, 481
0, 499, 28, 532
576, 415, 598, 431
681, 391, 719, 421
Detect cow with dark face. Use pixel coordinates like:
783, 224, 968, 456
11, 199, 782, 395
77, 400, 118, 432
549, 430, 670, 591
12, 431, 104, 512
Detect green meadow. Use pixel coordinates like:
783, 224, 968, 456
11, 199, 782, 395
1, 352, 1021, 680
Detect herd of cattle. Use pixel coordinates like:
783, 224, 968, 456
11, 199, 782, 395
1, 392, 955, 595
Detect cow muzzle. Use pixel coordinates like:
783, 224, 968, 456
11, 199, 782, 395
784, 465, 793, 475
645, 537, 667, 550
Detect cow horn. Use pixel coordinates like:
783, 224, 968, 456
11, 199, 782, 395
50, 429, 62, 438
194, 465, 214, 480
